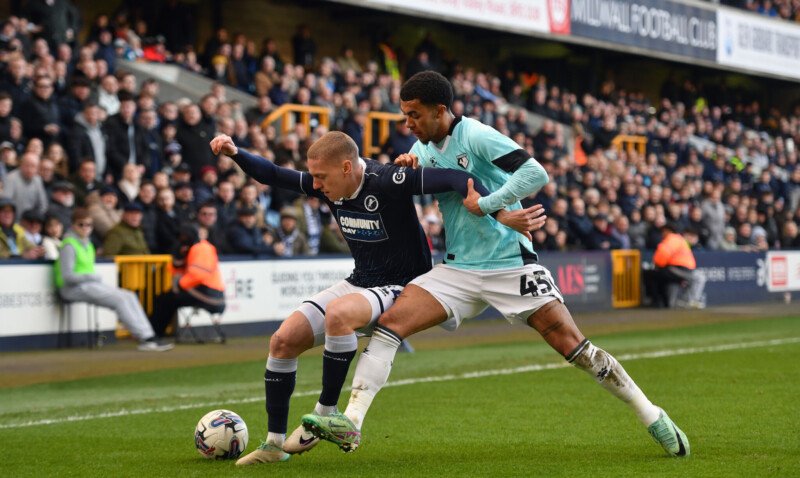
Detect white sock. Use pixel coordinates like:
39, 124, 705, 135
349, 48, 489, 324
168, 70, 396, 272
568, 340, 661, 426
343, 326, 401, 429
267, 432, 285, 447
314, 402, 338, 416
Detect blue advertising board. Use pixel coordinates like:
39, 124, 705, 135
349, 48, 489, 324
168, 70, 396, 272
569, 0, 717, 61
539, 251, 613, 311
643, 250, 775, 306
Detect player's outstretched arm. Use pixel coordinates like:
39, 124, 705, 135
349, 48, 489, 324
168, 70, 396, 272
414, 169, 543, 238
416, 167, 492, 198
465, 159, 549, 216
209, 134, 314, 195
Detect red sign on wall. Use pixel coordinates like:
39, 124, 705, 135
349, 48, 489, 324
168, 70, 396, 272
548, 0, 571, 34
557, 264, 584, 295
771, 256, 788, 287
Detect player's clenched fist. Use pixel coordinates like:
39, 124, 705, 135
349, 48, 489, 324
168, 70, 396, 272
393, 153, 419, 168
210, 134, 238, 156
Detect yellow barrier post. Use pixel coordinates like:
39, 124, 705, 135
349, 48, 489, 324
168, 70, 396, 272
260, 104, 331, 138
114, 255, 173, 338
611, 135, 647, 156
611, 250, 641, 308
258, 104, 402, 158
364, 112, 405, 157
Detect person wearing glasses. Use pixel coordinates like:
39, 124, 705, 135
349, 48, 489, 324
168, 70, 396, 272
54, 207, 173, 351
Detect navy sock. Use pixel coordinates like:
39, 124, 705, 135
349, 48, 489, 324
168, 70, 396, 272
319, 350, 357, 407
265, 369, 296, 434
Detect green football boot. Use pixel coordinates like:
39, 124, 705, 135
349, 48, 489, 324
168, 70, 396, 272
647, 408, 690, 457
301, 411, 361, 452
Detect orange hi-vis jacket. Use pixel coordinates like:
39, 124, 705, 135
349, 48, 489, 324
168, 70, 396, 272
653, 232, 696, 270
178, 240, 224, 292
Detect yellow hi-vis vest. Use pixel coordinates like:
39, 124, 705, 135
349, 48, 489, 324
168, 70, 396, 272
54, 237, 95, 288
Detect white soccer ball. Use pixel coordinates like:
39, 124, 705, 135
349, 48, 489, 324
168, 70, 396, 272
194, 409, 249, 459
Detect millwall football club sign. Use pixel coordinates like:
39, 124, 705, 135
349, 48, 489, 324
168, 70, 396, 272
569, 0, 717, 61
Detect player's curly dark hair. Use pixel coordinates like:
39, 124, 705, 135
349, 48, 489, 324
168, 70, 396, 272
400, 71, 453, 109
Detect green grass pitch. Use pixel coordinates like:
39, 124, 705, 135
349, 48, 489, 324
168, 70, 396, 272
3, 316, 800, 477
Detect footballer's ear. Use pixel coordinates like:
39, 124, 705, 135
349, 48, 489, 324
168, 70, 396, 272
342, 158, 353, 174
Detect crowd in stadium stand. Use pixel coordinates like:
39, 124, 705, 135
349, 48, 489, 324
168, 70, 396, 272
1, 3, 800, 263
721, 0, 800, 22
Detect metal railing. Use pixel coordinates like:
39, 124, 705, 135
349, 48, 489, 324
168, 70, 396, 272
611, 250, 641, 308
611, 135, 647, 156
364, 112, 405, 157
260, 104, 330, 137
259, 105, 404, 158
115, 254, 173, 314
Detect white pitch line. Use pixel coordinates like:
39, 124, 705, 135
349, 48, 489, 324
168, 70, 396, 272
3, 336, 799, 430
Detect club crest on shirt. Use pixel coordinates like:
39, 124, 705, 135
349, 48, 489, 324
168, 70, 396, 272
364, 195, 379, 212
392, 168, 406, 184
457, 153, 469, 169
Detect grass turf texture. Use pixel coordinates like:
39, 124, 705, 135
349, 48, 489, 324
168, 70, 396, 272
3, 316, 800, 477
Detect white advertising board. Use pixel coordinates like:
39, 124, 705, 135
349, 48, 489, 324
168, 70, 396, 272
717, 9, 800, 81
0, 262, 117, 338
354, 0, 551, 34
766, 251, 800, 292
218, 258, 355, 323
0, 258, 356, 341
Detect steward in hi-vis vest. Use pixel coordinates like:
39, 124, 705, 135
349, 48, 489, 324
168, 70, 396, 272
55, 208, 173, 352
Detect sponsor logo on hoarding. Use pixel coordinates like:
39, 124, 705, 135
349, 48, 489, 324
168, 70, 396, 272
548, 0, 571, 34
770, 256, 788, 287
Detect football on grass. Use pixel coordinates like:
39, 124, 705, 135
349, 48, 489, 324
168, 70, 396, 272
194, 409, 249, 459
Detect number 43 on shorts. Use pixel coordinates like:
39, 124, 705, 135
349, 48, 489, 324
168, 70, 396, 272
519, 271, 559, 297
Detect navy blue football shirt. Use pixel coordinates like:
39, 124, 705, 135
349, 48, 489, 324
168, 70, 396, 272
232, 149, 493, 288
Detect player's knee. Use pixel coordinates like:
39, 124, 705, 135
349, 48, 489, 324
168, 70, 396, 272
325, 299, 359, 332
269, 329, 304, 358
528, 301, 584, 356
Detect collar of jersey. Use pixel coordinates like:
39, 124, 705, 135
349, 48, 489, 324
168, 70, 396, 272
340, 157, 367, 202
432, 116, 462, 154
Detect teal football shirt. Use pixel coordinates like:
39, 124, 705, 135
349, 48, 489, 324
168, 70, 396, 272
411, 117, 538, 270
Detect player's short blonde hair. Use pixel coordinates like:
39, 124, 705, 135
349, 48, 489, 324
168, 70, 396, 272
307, 131, 359, 164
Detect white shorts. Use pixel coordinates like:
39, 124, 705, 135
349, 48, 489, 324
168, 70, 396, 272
409, 263, 564, 331
296, 280, 403, 347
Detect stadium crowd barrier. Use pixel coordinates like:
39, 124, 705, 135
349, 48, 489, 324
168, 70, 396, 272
611, 135, 647, 156
115, 255, 173, 316
612, 250, 641, 308
257, 104, 404, 158
260, 104, 331, 138
2, 250, 797, 351
364, 112, 406, 157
